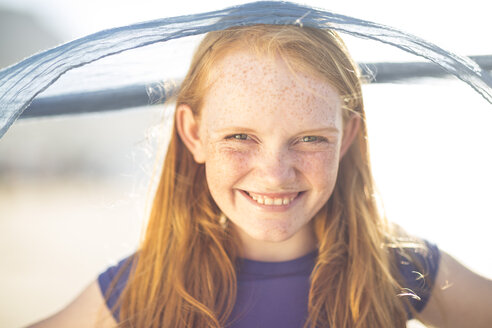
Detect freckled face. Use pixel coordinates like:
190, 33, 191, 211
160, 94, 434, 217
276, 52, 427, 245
198, 50, 344, 243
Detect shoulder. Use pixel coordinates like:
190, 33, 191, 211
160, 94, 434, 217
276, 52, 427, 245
97, 255, 136, 322
394, 239, 441, 284
27, 255, 136, 328
391, 238, 441, 314
26, 280, 116, 328
418, 251, 492, 327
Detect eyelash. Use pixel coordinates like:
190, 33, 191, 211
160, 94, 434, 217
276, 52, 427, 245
225, 134, 251, 141
225, 134, 329, 144
299, 136, 328, 143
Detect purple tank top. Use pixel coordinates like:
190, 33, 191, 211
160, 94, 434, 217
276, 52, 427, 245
98, 241, 440, 326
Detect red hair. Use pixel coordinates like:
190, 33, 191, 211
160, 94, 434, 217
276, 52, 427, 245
104, 25, 421, 327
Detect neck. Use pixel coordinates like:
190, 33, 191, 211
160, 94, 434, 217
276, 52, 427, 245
235, 222, 317, 262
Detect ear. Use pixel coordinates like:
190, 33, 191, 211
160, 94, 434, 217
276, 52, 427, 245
175, 104, 206, 163
339, 114, 361, 159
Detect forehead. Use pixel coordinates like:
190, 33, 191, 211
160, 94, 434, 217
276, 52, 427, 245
201, 50, 342, 128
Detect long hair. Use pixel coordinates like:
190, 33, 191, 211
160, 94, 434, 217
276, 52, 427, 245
112, 25, 415, 327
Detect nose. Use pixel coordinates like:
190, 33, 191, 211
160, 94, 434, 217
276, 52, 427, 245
255, 146, 297, 187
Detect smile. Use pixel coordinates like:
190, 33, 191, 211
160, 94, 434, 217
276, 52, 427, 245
242, 190, 301, 206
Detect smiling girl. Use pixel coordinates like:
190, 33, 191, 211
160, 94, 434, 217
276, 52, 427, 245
29, 25, 492, 328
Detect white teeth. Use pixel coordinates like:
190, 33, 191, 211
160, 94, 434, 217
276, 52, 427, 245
246, 192, 297, 206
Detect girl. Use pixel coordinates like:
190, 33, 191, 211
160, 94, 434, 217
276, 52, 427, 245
29, 25, 491, 328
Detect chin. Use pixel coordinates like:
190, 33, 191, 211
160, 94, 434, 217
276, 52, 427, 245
245, 226, 296, 243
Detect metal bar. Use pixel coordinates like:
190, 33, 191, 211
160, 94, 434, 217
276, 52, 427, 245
20, 55, 492, 119
20, 82, 177, 119
361, 55, 492, 82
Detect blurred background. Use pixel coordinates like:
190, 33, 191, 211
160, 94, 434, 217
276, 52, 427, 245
0, 0, 491, 327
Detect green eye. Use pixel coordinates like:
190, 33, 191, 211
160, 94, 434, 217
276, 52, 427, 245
229, 134, 249, 140
301, 136, 318, 142
235, 134, 248, 140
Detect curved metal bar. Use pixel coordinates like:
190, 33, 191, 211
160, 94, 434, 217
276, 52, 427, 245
1, 1, 491, 138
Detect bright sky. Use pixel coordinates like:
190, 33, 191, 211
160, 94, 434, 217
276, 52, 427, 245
2, 0, 492, 61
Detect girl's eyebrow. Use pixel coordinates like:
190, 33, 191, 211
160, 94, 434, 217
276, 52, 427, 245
213, 127, 258, 134
300, 127, 340, 134
213, 126, 340, 134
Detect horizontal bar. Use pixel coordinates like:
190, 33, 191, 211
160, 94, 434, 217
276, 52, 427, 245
361, 55, 492, 82
20, 55, 492, 119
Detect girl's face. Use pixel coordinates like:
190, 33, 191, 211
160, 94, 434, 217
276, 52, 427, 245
178, 49, 358, 256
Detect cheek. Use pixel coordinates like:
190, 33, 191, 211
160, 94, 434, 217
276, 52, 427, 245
296, 150, 340, 185
204, 145, 253, 189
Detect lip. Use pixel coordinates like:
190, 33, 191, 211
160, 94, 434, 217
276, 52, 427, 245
238, 189, 304, 211
246, 191, 300, 198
